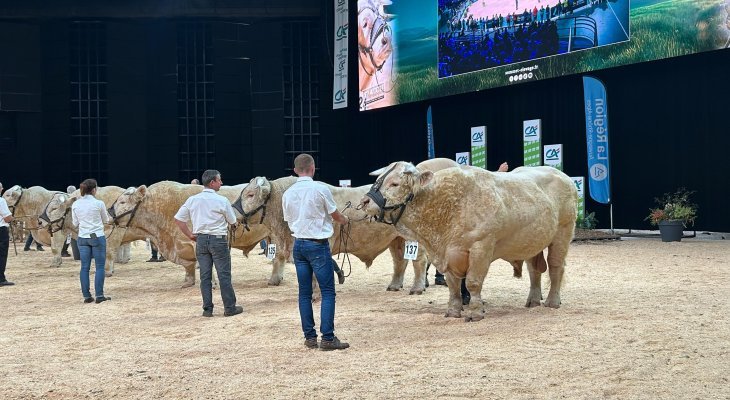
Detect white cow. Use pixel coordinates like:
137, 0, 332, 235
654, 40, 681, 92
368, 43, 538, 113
360, 163, 577, 321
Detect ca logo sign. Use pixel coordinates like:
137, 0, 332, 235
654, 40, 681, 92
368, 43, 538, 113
574, 180, 582, 190
471, 131, 484, 142
335, 89, 347, 103
336, 24, 348, 40
524, 125, 538, 137
545, 148, 560, 160
456, 156, 469, 165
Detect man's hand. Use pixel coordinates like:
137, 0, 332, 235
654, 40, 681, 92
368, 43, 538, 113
189, 234, 197, 242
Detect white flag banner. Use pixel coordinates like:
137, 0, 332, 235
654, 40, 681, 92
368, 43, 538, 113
455, 152, 470, 166
543, 144, 563, 170
333, 0, 349, 109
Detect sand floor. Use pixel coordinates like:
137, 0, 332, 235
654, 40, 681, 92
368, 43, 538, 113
1, 237, 729, 399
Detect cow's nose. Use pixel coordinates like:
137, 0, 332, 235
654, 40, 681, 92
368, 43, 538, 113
362, 198, 370, 207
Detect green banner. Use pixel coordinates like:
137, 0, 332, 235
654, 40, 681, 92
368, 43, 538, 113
470, 126, 486, 169
523, 119, 541, 167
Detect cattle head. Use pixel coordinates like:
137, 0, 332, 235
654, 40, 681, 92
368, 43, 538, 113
38, 193, 75, 234
234, 177, 271, 230
2, 185, 23, 212
360, 161, 434, 225
357, 0, 393, 77
108, 186, 146, 227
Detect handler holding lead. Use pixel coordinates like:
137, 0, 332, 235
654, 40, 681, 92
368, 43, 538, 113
283, 153, 350, 351
175, 169, 243, 318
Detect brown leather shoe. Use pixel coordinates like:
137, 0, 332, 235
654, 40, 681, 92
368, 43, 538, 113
320, 336, 349, 351
304, 337, 318, 349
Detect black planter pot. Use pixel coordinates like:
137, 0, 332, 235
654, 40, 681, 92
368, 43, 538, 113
658, 220, 684, 242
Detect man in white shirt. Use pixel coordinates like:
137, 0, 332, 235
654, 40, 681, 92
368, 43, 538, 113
282, 154, 350, 351
0, 182, 16, 286
175, 169, 243, 318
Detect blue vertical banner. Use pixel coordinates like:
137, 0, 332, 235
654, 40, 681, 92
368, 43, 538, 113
582, 76, 611, 204
426, 106, 435, 159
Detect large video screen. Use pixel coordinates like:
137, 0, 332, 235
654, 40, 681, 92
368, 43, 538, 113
357, 0, 730, 110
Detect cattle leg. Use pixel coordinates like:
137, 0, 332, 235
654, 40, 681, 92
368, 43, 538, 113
386, 238, 407, 292
544, 226, 572, 308
409, 251, 427, 295
525, 254, 545, 307
269, 255, 286, 286
444, 272, 463, 318
182, 263, 196, 288
463, 249, 492, 322
49, 232, 65, 268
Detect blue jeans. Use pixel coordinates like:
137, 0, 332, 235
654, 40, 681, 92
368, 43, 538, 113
196, 234, 237, 313
78, 236, 107, 299
293, 239, 337, 341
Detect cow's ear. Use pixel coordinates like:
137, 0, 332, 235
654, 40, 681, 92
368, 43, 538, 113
419, 171, 434, 187
260, 179, 271, 198
63, 196, 77, 208
135, 185, 147, 199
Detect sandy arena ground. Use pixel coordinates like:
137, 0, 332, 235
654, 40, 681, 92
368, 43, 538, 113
1, 237, 729, 399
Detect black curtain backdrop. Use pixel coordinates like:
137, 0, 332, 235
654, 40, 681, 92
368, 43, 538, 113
324, 49, 730, 232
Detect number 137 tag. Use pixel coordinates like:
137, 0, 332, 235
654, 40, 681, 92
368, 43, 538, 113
266, 244, 277, 260
403, 241, 419, 260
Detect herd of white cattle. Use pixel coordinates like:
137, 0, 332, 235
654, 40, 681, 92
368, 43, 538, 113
3, 158, 577, 322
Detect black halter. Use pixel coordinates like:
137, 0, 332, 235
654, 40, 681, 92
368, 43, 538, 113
107, 193, 143, 228
232, 187, 271, 232
38, 192, 70, 235
358, 5, 392, 76
365, 165, 414, 227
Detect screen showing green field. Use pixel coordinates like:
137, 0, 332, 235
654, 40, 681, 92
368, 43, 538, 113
357, 0, 730, 110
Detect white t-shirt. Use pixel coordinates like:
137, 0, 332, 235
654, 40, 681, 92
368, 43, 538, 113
0, 197, 11, 228
282, 177, 337, 240
174, 189, 237, 236
72, 194, 110, 238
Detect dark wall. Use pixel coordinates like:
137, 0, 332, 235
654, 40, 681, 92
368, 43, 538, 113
323, 49, 730, 231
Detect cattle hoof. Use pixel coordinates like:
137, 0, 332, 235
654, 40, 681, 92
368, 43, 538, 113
444, 310, 461, 318
105, 272, 113, 278
544, 301, 561, 309
408, 288, 425, 295
181, 280, 195, 289
386, 285, 401, 292
267, 278, 282, 286
525, 299, 541, 308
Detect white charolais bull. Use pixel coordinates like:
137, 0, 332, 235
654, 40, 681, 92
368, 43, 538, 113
38, 186, 132, 276
360, 162, 577, 321
107, 181, 268, 287
236, 176, 430, 294
3, 185, 69, 267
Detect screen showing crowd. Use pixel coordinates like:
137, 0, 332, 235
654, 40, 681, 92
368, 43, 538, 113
357, 0, 729, 111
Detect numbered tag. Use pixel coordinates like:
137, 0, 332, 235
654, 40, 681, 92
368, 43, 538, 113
65, 235, 72, 244
266, 243, 277, 260
403, 240, 419, 260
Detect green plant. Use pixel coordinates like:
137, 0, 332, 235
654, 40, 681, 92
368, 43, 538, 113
576, 212, 598, 230
646, 188, 698, 227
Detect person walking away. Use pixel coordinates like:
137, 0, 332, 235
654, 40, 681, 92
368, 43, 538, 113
175, 169, 243, 318
282, 153, 350, 351
72, 178, 111, 303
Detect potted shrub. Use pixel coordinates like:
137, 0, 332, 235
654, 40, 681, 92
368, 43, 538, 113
646, 188, 697, 242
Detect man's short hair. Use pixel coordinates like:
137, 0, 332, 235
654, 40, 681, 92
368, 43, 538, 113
66, 185, 76, 194
201, 170, 220, 186
190, 179, 200, 185
294, 154, 315, 172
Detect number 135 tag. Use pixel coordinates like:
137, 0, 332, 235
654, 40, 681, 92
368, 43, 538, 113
266, 244, 277, 260
403, 241, 419, 260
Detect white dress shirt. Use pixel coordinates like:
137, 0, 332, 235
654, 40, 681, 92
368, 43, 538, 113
282, 177, 338, 239
174, 189, 237, 236
0, 197, 11, 228
72, 194, 110, 238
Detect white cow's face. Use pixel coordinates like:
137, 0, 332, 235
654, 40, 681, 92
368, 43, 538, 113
110, 186, 146, 222
240, 177, 270, 218
2, 185, 22, 207
39, 194, 74, 228
360, 162, 433, 219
